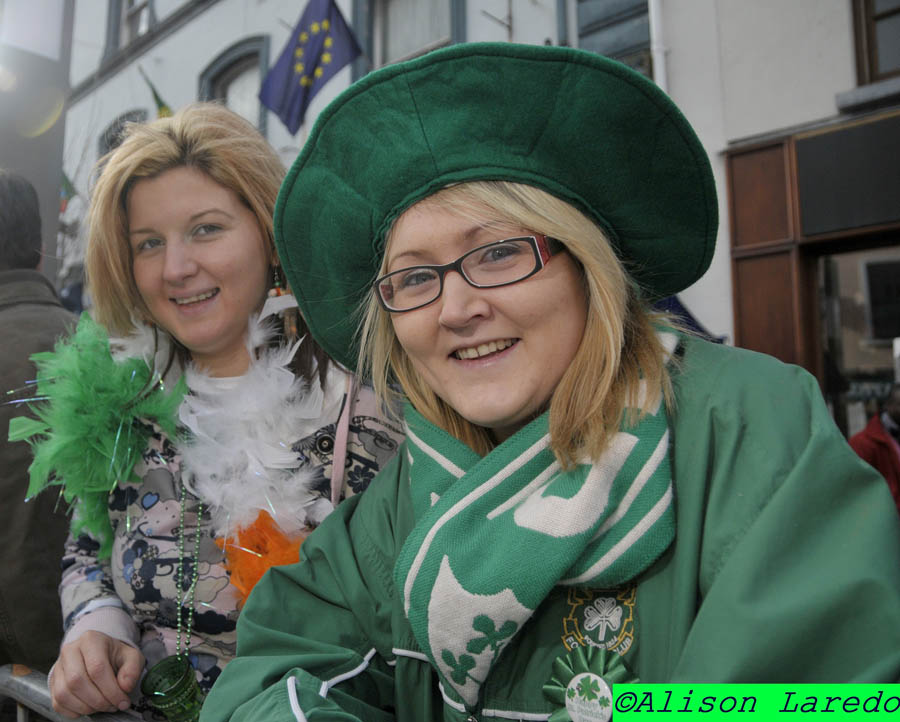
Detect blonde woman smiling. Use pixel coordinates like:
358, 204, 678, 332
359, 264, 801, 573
12, 103, 401, 720
202, 45, 900, 722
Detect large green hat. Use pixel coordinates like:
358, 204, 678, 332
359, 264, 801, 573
275, 42, 717, 370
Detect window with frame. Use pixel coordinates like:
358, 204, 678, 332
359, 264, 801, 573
122, 0, 152, 44
199, 37, 270, 135
853, 0, 900, 84
354, 0, 462, 79
103, 0, 156, 58
864, 258, 900, 342
98, 108, 148, 156
577, 0, 651, 77
376, 0, 451, 65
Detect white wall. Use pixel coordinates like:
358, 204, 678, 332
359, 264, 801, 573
154, 0, 193, 22
714, 0, 855, 142
659, 0, 733, 340
645, 0, 858, 342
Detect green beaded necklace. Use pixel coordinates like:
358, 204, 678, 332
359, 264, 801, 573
140, 481, 206, 722
175, 480, 202, 661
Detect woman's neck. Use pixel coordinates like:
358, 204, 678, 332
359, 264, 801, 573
190, 346, 252, 378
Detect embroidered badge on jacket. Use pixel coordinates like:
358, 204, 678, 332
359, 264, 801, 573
561, 587, 635, 656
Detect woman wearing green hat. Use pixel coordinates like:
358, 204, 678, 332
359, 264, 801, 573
201, 43, 900, 722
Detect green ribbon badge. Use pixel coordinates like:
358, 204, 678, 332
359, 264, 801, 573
543, 646, 636, 722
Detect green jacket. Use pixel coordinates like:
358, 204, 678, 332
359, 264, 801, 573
201, 339, 900, 722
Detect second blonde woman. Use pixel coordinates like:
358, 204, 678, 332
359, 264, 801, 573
11, 103, 402, 720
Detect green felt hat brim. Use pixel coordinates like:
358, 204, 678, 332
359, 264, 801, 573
275, 42, 717, 370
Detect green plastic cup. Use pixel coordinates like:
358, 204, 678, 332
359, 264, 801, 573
141, 655, 205, 722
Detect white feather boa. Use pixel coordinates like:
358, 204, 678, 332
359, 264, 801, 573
112, 296, 346, 540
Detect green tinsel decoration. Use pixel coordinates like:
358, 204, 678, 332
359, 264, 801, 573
8, 314, 186, 558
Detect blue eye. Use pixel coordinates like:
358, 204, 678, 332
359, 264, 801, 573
135, 237, 163, 252
194, 223, 221, 236
398, 269, 438, 289
479, 244, 523, 264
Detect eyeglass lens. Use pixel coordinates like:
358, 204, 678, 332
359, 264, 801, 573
378, 238, 538, 310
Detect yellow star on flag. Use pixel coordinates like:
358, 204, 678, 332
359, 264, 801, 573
314, 67, 323, 78
311, 22, 320, 33
299, 31, 308, 43
322, 19, 330, 30
294, 62, 305, 74
322, 52, 332, 63
300, 76, 313, 87
294, 47, 304, 58
324, 36, 333, 48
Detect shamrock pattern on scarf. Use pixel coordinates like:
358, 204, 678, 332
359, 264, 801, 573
441, 614, 519, 686
396, 375, 676, 710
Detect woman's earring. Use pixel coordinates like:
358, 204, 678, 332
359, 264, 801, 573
268, 265, 299, 340
268, 265, 285, 295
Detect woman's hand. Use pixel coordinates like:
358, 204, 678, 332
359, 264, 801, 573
50, 630, 145, 718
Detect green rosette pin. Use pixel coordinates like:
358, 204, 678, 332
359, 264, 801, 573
543, 646, 636, 722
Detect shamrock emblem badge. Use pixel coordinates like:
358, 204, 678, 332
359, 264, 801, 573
543, 645, 635, 722
583, 597, 622, 639
565, 673, 612, 722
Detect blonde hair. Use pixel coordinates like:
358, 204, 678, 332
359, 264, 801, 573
85, 102, 284, 335
358, 181, 673, 467
84, 102, 331, 386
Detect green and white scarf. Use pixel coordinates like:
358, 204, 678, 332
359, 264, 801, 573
394, 371, 675, 709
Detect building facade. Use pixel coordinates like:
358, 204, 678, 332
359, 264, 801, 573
58, 0, 900, 434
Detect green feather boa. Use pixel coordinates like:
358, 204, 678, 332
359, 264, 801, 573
8, 314, 186, 558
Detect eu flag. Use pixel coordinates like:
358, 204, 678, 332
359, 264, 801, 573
259, 0, 362, 135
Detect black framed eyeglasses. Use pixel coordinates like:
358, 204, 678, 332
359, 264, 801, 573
374, 234, 565, 313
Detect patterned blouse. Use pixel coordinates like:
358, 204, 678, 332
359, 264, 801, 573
58, 376, 403, 719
